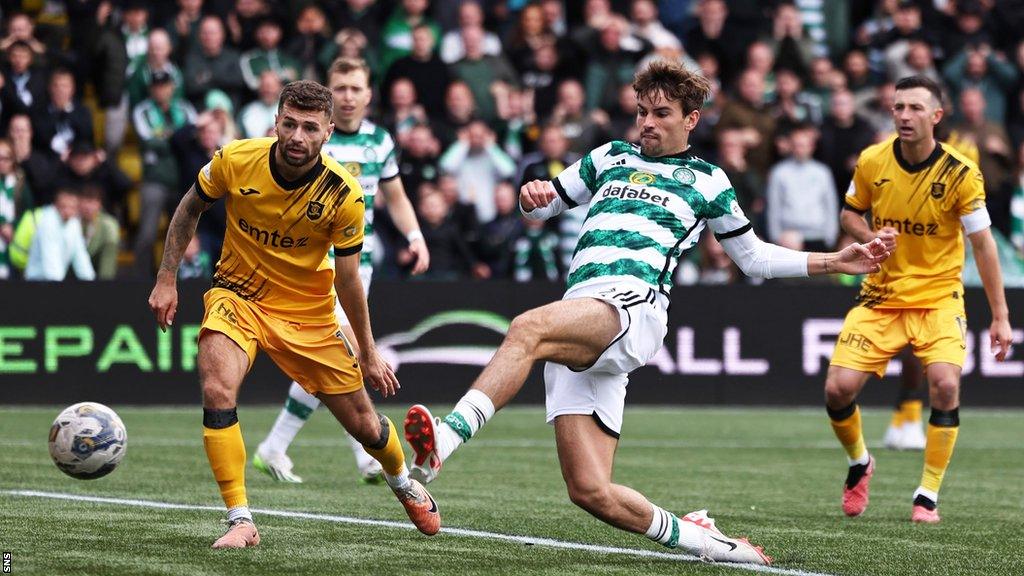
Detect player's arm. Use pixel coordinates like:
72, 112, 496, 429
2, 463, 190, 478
719, 228, 889, 278
380, 176, 430, 275
967, 225, 1013, 362
521, 144, 606, 220
334, 250, 399, 397
148, 185, 211, 330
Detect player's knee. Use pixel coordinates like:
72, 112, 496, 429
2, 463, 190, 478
201, 378, 235, 408
564, 478, 612, 514
507, 311, 546, 351
930, 377, 959, 406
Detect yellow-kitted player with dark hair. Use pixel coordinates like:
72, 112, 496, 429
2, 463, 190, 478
826, 75, 1014, 523
147, 80, 440, 548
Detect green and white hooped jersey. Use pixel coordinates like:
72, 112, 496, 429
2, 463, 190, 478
323, 120, 400, 269
555, 141, 750, 303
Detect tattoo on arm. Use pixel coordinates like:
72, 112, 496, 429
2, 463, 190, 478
158, 188, 210, 275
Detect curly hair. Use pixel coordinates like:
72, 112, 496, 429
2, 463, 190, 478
632, 59, 711, 115
277, 80, 333, 118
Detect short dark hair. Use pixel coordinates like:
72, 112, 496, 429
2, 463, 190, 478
894, 75, 943, 104
277, 80, 332, 117
633, 59, 711, 116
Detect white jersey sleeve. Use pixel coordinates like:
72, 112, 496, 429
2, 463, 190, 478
702, 168, 752, 240
522, 142, 613, 220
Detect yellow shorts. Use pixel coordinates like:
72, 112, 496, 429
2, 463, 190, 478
200, 288, 363, 395
830, 306, 967, 377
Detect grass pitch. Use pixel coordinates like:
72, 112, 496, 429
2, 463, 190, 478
0, 406, 1021, 576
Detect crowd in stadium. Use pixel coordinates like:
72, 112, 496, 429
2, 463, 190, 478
0, 0, 1022, 284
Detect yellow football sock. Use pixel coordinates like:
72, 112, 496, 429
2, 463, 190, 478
203, 422, 248, 509
364, 415, 406, 476
921, 423, 959, 494
889, 407, 905, 428
829, 403, 867, 462
901, 400, 923, 424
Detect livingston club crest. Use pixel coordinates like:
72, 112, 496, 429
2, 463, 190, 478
930, 182, 946, 199
307, 200, 324, 220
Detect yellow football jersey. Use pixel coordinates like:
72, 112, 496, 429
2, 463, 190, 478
196, 137, 364, 322
845, 135, 986, 309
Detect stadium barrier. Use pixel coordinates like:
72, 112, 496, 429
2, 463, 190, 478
0, 282, 1021, 406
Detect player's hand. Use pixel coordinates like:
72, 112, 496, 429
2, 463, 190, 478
875, 226, 899, 252
520, 179, 557, 212
360, 347, 400, 398
148, 275, 178, 332
832, 237, 890, 275
989, 318, 1014, 362
407, 237, 430, 275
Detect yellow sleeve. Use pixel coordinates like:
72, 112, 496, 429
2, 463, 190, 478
956, 168, 986, 217
195, 144, 233, 202
332, 178, 365, 256
843, 154, 873, 213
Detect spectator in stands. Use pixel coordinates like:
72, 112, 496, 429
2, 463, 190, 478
766, 2, 813, 78
684, 0, 745, 86
285, 4, 333, 81
384, 23, 452, 119
59, 141, 132, 225
942, 42, 1018, 124
717, 69, 775, 177
452, 26, 519, 123
203, 89, 240, 143
513, 216, 560, 282
240, 17, 300, 93
843, 48, 878, 107
416, 187, 482, 280
891, 40, 941, 86
540, 0, 567, 38
30, 68, 93, 161
770, 68, 822, 131
226, 0, 275, 52
744, 41, 777, 100
630, 0, 681, 52
517, 40, 571, 122
859, 82, 897, 139
397, 123, 441, 202
505, 3, 556, 73
439, 119, 516, 223
238, 71, 280, 138
817, 89, 876, 198
183, 16, 246, 108
607, 83, 639, 143
549, 79, 610, 156
569, 0, 616, 53
171, 110, 226, 262
127, 29, 184, 110
717, 128, 764, 230
766, 127, 838, 251
323, 0, 385, 47
477, 180, 522, 279
440, 1, 502, 65
322, 27, 380, 82
383, 78, 428, 143
941, 0, 992, 61
696, 230, 739, 285
133, 70, 197, 275
0, 13, 47, 61
8, 114, 54, 205
178, 235, 212, 280
432, 80, 478, 148
167, 0, 204, 59
380, 0, 440, 73
436, 173, 481, 249
79, 183, 119, 280
24, 185, 95, 281
2, 40, 46, 112
92, 6, 131, 155
0, 138, 26, 279
868, 1, 939, 82
583, 17, 651, 112
949, 87, 1014, 231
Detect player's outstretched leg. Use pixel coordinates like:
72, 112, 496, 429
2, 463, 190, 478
555, 415, 770, 565
825, 366, 874, 517
254, 382, 317, 483
321, 391, 440, 535
405, 299, 619, 484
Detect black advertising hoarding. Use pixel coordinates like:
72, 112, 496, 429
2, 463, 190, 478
0, 282, 1020, 406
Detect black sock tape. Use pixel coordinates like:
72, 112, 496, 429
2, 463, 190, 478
203, 408, 238, 429
827, 402, 857, 421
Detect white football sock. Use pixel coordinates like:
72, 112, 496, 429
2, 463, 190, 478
384, 466, 412, 491
227, 505, 253, 523
645, 504, 679, 546
437, 389, 495, 460
260, 382, 319, 455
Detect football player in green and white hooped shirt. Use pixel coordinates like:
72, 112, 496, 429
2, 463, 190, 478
402, 60, 891, 565
254, 58, 430, 484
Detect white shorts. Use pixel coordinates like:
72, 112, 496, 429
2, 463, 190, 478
334, 265, 373, 326
544, 281, 669, 437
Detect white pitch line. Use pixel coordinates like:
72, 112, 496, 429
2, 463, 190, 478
1, 489, 836, 576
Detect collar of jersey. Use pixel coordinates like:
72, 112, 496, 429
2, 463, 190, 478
269, 141, 325, 190
892, 138, 943, 173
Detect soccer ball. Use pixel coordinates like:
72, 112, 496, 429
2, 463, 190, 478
48, 402, 127, 479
